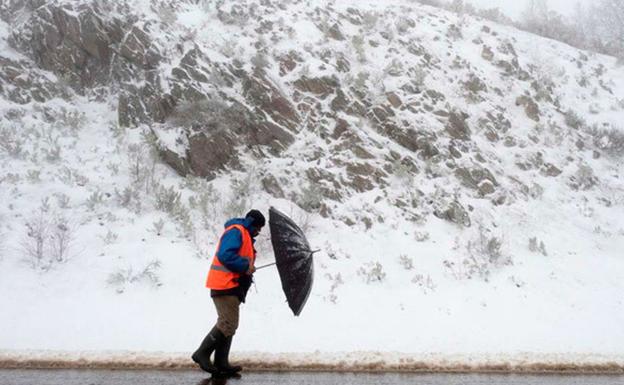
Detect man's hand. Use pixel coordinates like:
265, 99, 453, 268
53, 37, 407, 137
247, 265, 256, 274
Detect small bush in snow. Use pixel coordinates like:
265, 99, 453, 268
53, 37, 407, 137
529, 237, 548, 256
128, 143, 156, 194
414, 231, 430, 242
108, 121, 126, 139
26, 170, 41, 183
352, 35, 367, 63
564, 109, 586, 130
115, 186, 142, 214
412, 67, 427, 89
447, 24, 463, 40
188, 183, 220, 230
469, 227, 506, 266
357, 262, 386, 283
86, 191, 104, 211
224, 174, 253, 219
21, 210, 76, 271
54, 193, 70, 209
444, 227, 510, 282
412, 273, 436, 293
251, 50, 270, 75
395, 16, 414, 34
384, 58, 404, 77
298, 182, 323, 212
398, 254, 414, 270
361, 10, 379, 31
152, 219, 165, 236
56, 109, 87, 133
568, 164, 598, 191
50, 216, 73, 264
587, 124, 624, 158
325, 272, 344, 304
0, 124, 24, 158
21, 211, 47, 269
292, 207, 314, 234
100, 230, 119, 245
154, 184, 182, 215
107, 260, 162, 294
156, 3, 177, 25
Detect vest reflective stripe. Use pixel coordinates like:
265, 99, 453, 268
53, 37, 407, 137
210, 264, 232, 273
205, 224, 255, 290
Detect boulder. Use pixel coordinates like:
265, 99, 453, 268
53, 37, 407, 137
434, 201, 471, 227
446, 111, 471, 140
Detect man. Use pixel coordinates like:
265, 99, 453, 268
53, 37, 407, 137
192, 209, 265, 376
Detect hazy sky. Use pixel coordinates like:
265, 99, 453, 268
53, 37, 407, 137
467, 0, 593, 19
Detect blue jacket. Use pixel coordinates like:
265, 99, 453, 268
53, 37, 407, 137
216, 217, 257, 274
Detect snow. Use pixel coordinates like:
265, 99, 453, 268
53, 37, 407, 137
1, 0, 623, 372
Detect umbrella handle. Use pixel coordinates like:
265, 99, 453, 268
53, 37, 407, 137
255, 262, 277, 270
256, 249, 321, 271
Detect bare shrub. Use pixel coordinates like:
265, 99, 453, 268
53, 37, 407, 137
224, 173, 253, 219
447, 23, 463, 40
86, 191, 104, 211
529, 237, 548, 256
0, 123, 24, 158
325, 272, 343, 304
152, 219, 165, 236
398, 254, 414, 270
21, 211, 49, 269
154, 184, 182, 215
188, 182, 221, 230
444, 227, 510, 282
251, 50, 270, 75
26, 170, 41, 183
288, 205, 314, 234
54, 193, 70, 209
357, 262, 386, 283
100, 230, 119, 245
115, 185, 142, 213
587, 124, 624, 157
298, 182, 323, 212
569, 164, 598, 190
128, 143, 156, 194
50, 216, 74, 264
361, 10, 379, 31
384, 58, 404, 77
411, 273, 436, 293
352, 35, 367, 63
564, 109, 586, 130
21, 209, 76, 271
107, 260, 162, 294
415, 231, 430, 242
56, 109, 87, 132
412, 67, 427, 89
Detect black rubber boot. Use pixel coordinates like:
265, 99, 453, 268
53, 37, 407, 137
191, 326, 224, 373
214, 335, 242, 375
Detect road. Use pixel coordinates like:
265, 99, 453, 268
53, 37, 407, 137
1, 369, 623, 385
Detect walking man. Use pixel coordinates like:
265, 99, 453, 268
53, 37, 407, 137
192, 209, 266, 376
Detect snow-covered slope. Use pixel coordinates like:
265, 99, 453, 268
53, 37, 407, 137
1, 0, 623, 370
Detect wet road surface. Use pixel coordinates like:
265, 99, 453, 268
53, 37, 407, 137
0, 369, 622, 385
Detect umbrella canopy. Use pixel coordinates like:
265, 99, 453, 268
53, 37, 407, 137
268, 206, 315, 316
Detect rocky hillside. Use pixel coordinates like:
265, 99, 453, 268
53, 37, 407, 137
1, 0, 623, 358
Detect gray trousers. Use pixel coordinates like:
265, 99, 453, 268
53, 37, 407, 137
213, 295, 241, 337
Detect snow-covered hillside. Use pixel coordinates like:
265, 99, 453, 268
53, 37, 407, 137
1, 0, 623, 370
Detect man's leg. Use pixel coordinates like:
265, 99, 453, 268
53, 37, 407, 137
213, 295, 240, 337
213, 296, 243, 374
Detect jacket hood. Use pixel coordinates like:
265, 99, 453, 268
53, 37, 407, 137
224, 217, 255, 230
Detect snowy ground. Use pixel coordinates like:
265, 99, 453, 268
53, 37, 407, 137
1, 0, 623, 371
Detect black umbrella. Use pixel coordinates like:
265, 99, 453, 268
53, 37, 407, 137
257, 207, 318, 316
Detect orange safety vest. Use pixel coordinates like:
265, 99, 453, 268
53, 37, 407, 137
206, 224, 255, 290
